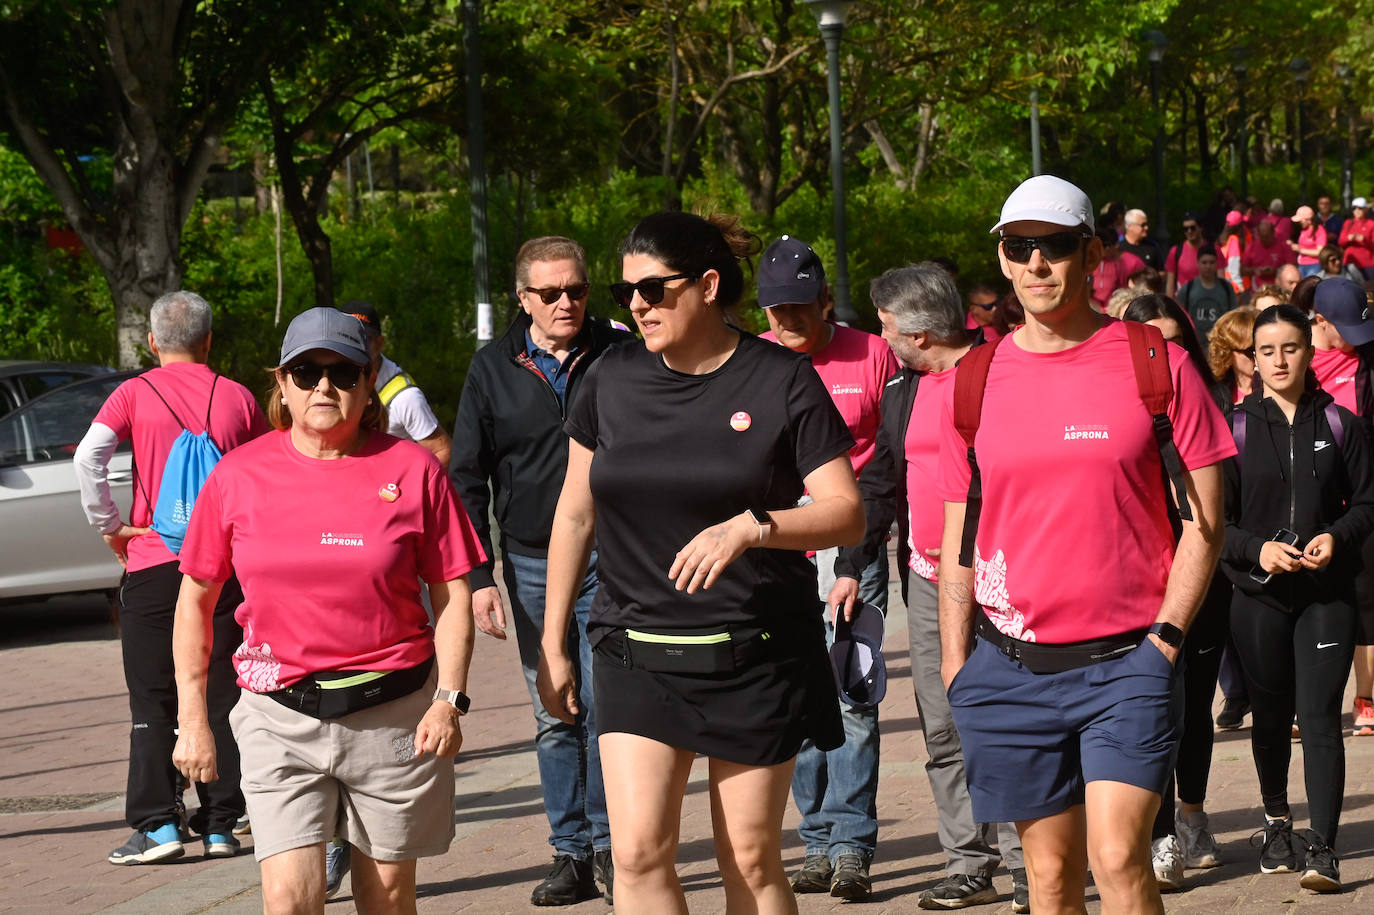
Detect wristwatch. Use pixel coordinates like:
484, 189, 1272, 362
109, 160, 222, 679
1148, 622, 1185, 649
433, 687, 471, 714
746, 507, 775, 547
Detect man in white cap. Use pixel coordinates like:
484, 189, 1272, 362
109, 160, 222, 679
934, 175, 1234, 912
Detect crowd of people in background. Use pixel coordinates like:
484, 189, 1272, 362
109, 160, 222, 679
74, 175, 1374, 915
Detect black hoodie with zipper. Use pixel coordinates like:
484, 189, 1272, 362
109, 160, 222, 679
1222, 387, 1374, 610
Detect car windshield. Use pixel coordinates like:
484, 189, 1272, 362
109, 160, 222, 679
0, 374, 132, 466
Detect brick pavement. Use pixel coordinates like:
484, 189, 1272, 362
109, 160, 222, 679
1, 575, 1373, 913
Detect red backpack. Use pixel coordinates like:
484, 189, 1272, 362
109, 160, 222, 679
951, 322, 1191, 567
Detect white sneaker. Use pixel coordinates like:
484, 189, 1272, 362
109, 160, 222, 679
1152, 835, 1184, 890
1176, 811, 1222, 868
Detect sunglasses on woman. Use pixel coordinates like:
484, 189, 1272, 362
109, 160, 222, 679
522, 283, 590, 305
1000, 232, 1090, 264
286, 361, 364, 391
609, 273, 699, 308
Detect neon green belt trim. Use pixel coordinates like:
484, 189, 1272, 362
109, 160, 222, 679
317, 670, 391, 689
625, 630, 731, 645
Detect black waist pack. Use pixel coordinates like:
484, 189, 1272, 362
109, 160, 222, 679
266, 655, 433, 719
975, 615, 1146, 675
606, 626, 772, 675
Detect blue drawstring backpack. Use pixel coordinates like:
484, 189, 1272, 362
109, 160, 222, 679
138, 375, 222, 554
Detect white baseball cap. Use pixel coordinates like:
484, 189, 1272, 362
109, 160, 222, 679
989, 175, 1095, 234
1353, 197, 1368, 209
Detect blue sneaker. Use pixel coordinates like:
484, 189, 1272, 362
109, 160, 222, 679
325, 839, 351, 899
108, 822, 184, 865
203, 833, 240, 858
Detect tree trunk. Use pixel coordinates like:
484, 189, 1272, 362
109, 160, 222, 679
1194, 84, 1210, 181
912, 102, 935, 189
253, 152, 272, 214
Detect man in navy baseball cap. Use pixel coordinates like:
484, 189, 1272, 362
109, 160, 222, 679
1314, 278, 1374, 347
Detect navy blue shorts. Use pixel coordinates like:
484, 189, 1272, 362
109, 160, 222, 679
947, 635, 1182, 823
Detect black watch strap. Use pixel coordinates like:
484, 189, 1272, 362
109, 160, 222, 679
1148, 622, 1184, 648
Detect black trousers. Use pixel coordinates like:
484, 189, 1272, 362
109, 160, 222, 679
1230, 589, 1356, 846
119, 560, 245, 834
1152, 573, 1229, 839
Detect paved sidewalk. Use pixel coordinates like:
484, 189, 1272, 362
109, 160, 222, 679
1, 570, 1373, 913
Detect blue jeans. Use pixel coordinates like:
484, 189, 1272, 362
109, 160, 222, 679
1299, 262, 1323, 278
502, 550, 610, 859
790, 548, 887, 862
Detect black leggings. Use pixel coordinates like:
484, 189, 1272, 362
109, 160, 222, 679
1229, 589, 1356, 846
1152, 573, 1229, 839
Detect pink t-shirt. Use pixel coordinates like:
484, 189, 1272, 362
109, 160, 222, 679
935, 320, 1235, 643
1242, 238, 1296, 283
1312, 346, 1361, 413
1165, 242, 1202, 288
905, 365, 956, 582
1296, 225, 1328, 266
93, 363, 269, 572
762, 324, 898, 476
179, 430, 486, 692
1091, 251, 1145, 305
965, 312, 1004, 342
1268, 214, 1294, 244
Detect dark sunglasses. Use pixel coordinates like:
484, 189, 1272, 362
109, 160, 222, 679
286, 361, 364, 391
522, 283, 590, 305
1183, 223, 1201, 233
1000, 232, 1090, 264
609, 273, 700, 308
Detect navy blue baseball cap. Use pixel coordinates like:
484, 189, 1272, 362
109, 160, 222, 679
757, 235, 826, 307
1314, 278, 1374, 347
830, 601, 887, 710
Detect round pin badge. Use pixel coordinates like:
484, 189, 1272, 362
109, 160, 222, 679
730, 411, 752, 432
378, 482, 400, 503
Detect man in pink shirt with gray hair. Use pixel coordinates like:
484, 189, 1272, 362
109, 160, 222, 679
936, 175, 1234, 913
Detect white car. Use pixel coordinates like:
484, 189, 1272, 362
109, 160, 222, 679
0, 371, 136, 601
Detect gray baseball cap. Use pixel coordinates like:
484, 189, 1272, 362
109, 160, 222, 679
279, 307, 370, 367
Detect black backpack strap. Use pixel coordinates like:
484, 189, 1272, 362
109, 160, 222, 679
137, 376, 188, 431
201, 375, 223, 451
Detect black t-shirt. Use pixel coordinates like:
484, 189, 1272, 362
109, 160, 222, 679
1120, 238, 1163, 271
565, 331, 855, 635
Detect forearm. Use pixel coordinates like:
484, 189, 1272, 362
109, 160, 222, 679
173, 576, 223, 727
761, 494, 865, 552
1158, 463, 1225, 632
429, 577, 475, 692
937, 501, 976, 667
73, 423, 122, 533
542, 511, 594, 657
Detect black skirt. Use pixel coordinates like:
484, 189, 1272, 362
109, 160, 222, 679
591, 625, 842, 767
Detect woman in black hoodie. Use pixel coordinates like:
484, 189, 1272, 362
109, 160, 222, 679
1223, 304, 1374, 893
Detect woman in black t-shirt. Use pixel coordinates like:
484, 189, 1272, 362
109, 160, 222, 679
538, 211, 864, 912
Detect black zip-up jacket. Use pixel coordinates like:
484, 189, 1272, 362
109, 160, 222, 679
449, 311, 633, 591
834, 366, 919, 602
1222, 387, 1374, 610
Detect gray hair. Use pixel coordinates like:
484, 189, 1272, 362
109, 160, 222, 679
1124, 208, 1148, 227
149, 290, 212, 353
869, 263, 966, 340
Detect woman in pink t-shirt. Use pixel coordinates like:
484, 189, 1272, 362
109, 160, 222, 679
171, 308, 484, 912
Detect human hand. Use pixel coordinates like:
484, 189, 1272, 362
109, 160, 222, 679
472, 586, 507, 640
415, 702, 463, 758
668, 513, 753, 593
102, 525, 150, 569
826, 576, 860, 623
1301, 533, 1335, 570
1147, 633, 1180, 666
172, 721, 218, 784
536, 650, 578, 724
1259, 540, 1304, 574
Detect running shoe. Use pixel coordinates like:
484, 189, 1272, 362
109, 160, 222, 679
592, 848, 613, 906
1299, 836, 1341, 892
108, 822, 185, 865
202, 833, 239, 858
1353, 696, 1374, 737
1010, 867, 1030, 913
1176, 810, 1222, 868
917, 873, 997, 909
790, 854, 833, 893
829, 852, 872, 901
232, 815, 252, 836
1151, 835, 1184, 890
1253, 817, 1299, 874
1216, 697, 1249, 730
325, 839, 351, 900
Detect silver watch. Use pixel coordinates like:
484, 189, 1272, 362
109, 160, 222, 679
432, 687, 471, 714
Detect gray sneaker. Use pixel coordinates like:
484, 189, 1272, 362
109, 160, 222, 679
918, 873, 998, 909
1176, 811, 1222, 868
790, 853, 833, 893
1011, 867, 1029, 913
325, 839, 351, 899
1151, 835, 1184, 890
829, 852, 872, 901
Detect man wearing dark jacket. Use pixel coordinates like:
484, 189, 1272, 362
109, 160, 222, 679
832, 263, 1027, 911
450, 236, 633, 905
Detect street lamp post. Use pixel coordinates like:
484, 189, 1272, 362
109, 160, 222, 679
1289, 56, 1311, 205
1144, 30, 1168, 245
1338, 64, 1355, 212
804, 0, 857, 324
463, 0, 492, 347
1232, 47, 1249, 200
1030, 88, 1042, 176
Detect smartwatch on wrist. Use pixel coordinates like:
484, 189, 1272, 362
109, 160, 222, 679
433, 688, 471, 714
746, 507, 774, 547
1148, 622, 1184, 649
